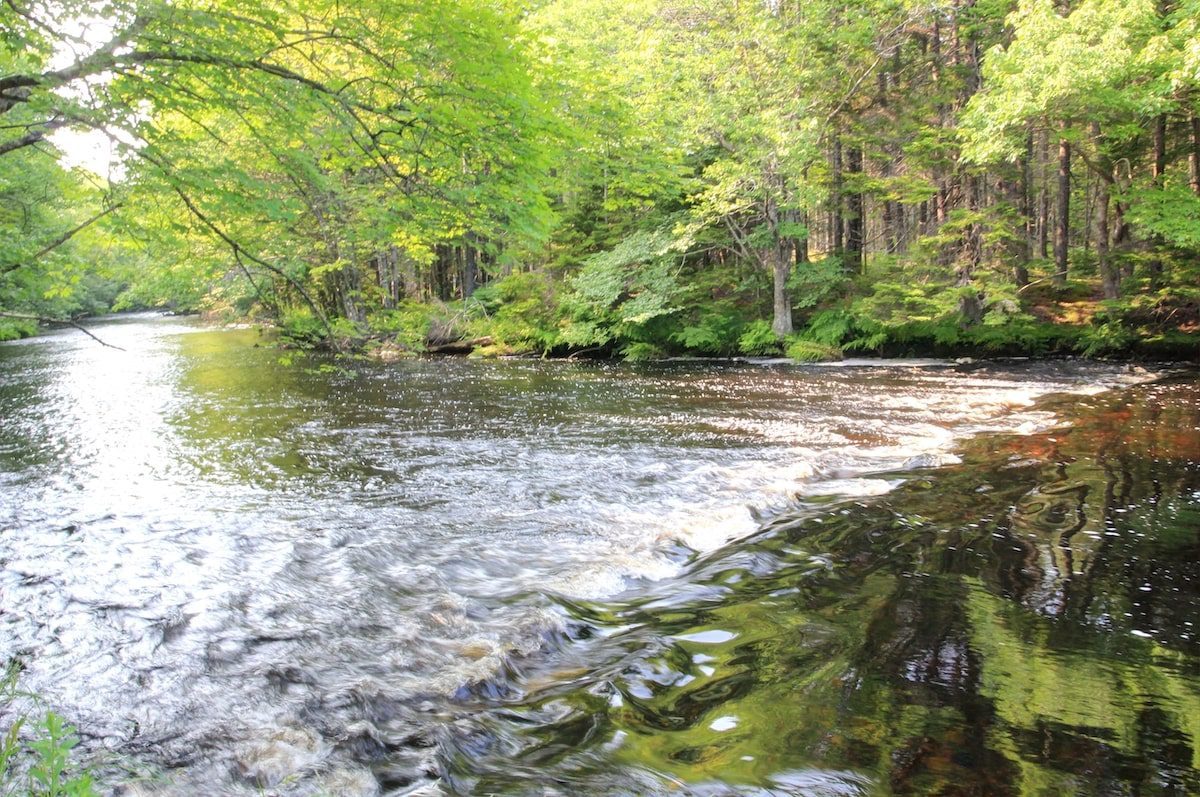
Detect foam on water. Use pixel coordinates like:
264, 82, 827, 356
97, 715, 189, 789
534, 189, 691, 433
0, 316, 1157, 794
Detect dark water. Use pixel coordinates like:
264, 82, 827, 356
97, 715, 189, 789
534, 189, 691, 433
0, 315, 1196, 796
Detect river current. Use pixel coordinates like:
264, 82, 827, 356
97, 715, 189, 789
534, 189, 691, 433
0, 314, 1196, 795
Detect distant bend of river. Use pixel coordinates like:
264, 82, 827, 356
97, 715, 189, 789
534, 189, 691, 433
1, 314, 1197, 796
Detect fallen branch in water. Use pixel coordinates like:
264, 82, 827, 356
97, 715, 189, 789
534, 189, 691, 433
565, 346, 604, 361
0, 311, 125, 350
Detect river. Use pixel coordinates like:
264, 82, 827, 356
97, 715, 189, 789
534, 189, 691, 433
0, 314, 1197, 795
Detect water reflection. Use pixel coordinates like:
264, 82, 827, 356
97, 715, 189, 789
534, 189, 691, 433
0, 315, 1193, 795
461, 380, 1200, 796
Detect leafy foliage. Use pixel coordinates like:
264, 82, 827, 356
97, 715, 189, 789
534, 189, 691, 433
1, 0, 1197, 361
0, 667, 95, 797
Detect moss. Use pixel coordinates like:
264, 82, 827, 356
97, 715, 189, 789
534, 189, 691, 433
469, 342, 516, 358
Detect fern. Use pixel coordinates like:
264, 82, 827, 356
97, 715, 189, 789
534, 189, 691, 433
737, 320, 781, 355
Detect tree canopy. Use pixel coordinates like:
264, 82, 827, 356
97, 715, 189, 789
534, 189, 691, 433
2, 0, 1198, 357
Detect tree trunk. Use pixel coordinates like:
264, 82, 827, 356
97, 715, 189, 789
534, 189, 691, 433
1149, 113, 1167, 283
1081, 167, 1092, 257
876, 67, 900, 254
434, 245, 452, 301
930, 13, 951, 238
845, 145, 864, 273
770, 244, 793, 336
1153, 113, 1167, 182
957, 177, 983, 326
1015, 130, 1034, 285
1097, 171, 1117, 299
1038, 129, 1050, 260
1190, 114, 1200, 196
1113, 199, 1133, 280
1054, 132, 1070, 287
796, 210, 810, 264
831, 136, 844, 256
1006, 169, 1030, 287
462, 237, 478, 299
397, 247, 420, 300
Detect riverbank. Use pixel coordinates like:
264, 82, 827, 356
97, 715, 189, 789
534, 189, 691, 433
261, 271, 1200, 364
5, 265, 1198, 364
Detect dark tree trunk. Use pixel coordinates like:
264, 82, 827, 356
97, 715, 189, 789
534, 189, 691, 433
1038, 129, 1050, 259
1005, 169, 1030, 287
1086, 123, 1117, 298
1190, 114, 1200, 196
397, 247, 420, 300
1097, 173, 1117, 299
1012, 130, 1032, 289
931, 13, 949, 236
1054, 132, 1070, 287
877, 65, 899, 254
1149, 113, 1167, 283
831, 137, 844, 256
434, 245, 453, 301
1153, 113, 1168, 184
796, 210, 810, 264
1113, 199, 1133, 280
845, 145, 864, 273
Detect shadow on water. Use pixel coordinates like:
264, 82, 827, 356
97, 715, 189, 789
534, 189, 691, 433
450, 378, 1200, 796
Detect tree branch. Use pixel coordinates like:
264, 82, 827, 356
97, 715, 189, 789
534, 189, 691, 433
35, 203, 122, 260
0, 117, 65, 157
130, 145, 344, 352
0, 311, 125, 350
0, 202, 123, 276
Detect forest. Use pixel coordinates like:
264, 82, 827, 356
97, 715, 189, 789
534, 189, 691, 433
2, 0, 1200, 360
5, 4, 1200, 794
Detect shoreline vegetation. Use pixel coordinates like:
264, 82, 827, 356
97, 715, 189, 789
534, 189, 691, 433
10, 293, 1199, 363
3, 1, 1200, 363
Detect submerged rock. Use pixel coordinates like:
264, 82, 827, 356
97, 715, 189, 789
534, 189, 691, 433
235, 727, 330, 788
901, 452, 963, 469
303, 766, 380, 797
366, 341, 413, 362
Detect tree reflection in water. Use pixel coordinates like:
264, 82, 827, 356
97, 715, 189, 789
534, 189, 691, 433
458, 378, 1200, 796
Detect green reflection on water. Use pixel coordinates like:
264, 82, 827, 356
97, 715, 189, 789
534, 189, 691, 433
463, 379, 1200, 796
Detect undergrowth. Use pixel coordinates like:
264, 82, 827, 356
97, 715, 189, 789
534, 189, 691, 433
0, 666, 96, 797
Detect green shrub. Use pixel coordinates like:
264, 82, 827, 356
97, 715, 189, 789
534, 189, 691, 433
468, 272, 561, 354
0, 319, 37, 342
785, 337, 843, 362
276, 308, 328, 349
620, 341, 666, 361
671, 308, 742, 355
787, 256, 847, 309
803, 309, 855, 346
368, 300, 440, 352
737, 319, 781, 355
1, 667, 96, 797
557, 229, 684, 353
1079, 320, 1135, 357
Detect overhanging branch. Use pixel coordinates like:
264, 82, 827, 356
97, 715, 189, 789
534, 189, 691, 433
0, 311, 125, 350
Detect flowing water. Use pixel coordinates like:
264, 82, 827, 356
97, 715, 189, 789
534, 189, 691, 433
0, 314, 1197, 796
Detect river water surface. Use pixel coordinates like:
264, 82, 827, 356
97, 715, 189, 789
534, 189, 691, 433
1, 315, 1197, 795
